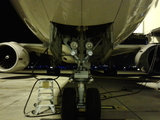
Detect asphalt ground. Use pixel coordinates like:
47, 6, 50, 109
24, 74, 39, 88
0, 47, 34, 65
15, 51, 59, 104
0, 70, 160, 120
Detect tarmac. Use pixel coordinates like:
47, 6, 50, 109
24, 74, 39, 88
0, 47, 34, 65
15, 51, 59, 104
0, 69, 160, 120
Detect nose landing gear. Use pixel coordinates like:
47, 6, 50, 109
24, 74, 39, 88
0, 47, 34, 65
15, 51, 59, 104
61, 69, 101, 120
61, 26, 101, 120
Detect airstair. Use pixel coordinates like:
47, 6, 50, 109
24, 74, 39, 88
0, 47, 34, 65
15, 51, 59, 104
33, 80, 55, 115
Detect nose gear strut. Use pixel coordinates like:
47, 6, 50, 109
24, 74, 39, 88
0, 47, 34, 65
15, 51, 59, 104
61, 27, 101, 120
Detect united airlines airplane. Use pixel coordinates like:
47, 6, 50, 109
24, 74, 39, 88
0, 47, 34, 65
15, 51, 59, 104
0, 0, 159, 120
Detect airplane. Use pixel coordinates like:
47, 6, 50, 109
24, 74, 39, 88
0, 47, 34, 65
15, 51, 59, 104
0, 0, 159, 120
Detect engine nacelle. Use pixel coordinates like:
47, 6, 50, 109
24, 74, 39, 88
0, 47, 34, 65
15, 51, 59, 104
135, 44, 160, 74
0, 42, 29, 72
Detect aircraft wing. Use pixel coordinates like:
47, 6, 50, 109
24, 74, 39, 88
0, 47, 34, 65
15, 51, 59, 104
20, 43, 50, 54
112, 44, 145, 56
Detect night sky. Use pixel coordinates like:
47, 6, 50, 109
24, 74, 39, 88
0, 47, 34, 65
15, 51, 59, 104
0, 0, 40, 43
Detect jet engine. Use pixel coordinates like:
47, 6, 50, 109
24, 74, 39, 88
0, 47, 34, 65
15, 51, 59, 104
135, 44, 160, 74
0, 42, 29, 72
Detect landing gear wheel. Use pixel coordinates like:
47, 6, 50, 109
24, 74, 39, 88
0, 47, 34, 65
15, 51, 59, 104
86, 88, 101, 120
61, 88, 77, 120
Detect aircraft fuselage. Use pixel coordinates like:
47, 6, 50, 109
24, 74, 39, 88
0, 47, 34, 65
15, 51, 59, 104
10, 0, 153, 44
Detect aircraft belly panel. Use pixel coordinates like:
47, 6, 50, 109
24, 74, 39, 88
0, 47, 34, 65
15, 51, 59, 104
42, 0, 122, 26
42, 0, 81, 26
82, 0, 122, 26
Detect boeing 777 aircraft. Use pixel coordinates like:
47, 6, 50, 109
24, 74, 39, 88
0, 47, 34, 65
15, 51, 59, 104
0, 0, 159, 120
